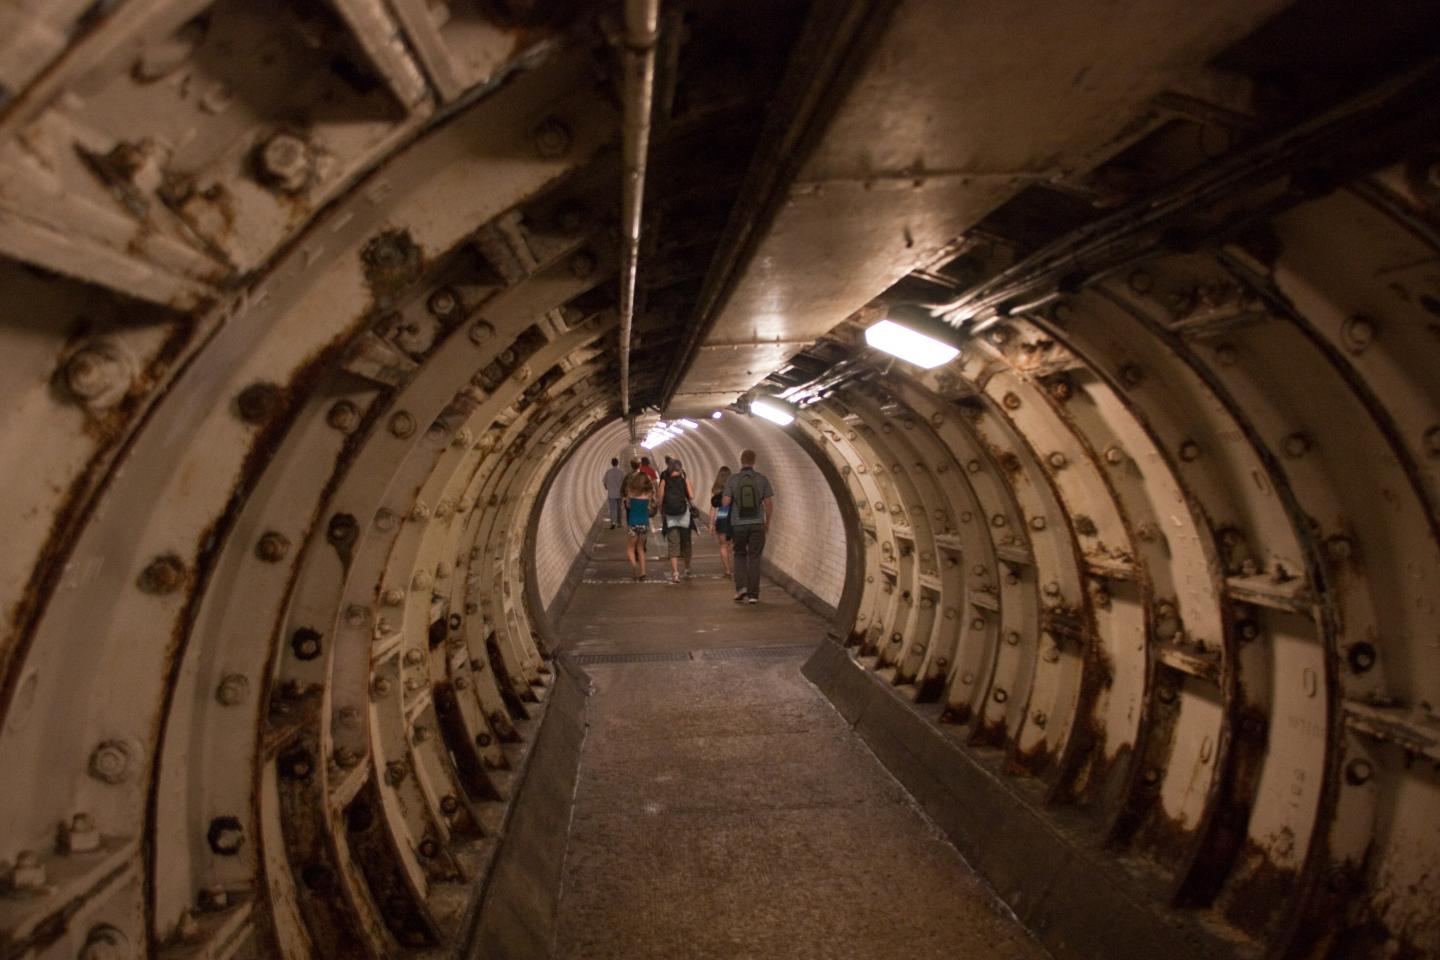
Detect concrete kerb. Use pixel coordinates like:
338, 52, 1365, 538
800, 639, 1246, 960
463, 655, 593, 958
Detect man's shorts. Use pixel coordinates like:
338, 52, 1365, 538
665, 525, 693, 559
629, 524, 649, 540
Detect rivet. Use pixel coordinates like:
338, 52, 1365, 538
236, 382, 282, 424
89, 740, 135, 784
1032, 711, 1047, 727
469, 321, 495, 345
327, 513, 358, 548
279, 748, 314, 780
372, 676, 392, 697
1324, 534, 1353, 561
389, 411, 416, 438
944, 608, 957, 620
960, 511, 973, 523
207, 816, 244, 855
1142, 768, 1162, 786
1347, 641, 1376, 674
79, 924, 130, 959
427, 287, 461, 320
291, 627, 322, 661
1043, 581, 1061, 597
1178, 440, 1200, 462
1047, 451, 1067, 469
1103, 446, 1125, 465
1341, 314, 1376, 353
138, 554, 186, 594
344, 604, 368, 627
1157, 686, 1177, 704
413, 726, 432, 743
990, 514, 1006, 528
1002, 392, 1021, 410
374, 508, 396, 532
1344, 758, 1374, 786
993, 688, 1009, 703
1042, 646, 1060, 663
385, 761, 408, 785
533, 117, 572, 158
1030, 516, 1046, 531
404, 648, 424, 666
890, 632, 903, 645
970, 618, 986, 631
1005, 631, 1020, 646
961, 672, 975, 685
1424, 425, 1440, 457
441, 795, 460, 815
966, 459, 981, 473
255, 531, 290, 563
1282, 432, 1312, 458
216, 673, 249, 706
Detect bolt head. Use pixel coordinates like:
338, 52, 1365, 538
389, 411, 416, 438
257, 132, 314, 193
63, 341, 131, 408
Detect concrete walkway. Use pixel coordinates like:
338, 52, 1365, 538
552, 520, 1049, 960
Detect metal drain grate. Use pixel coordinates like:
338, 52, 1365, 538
569, 650, 693, 664
700, 644, 819, 660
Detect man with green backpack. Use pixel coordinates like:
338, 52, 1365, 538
721, 448, 774, 603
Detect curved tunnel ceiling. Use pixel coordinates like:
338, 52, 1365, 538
0, 0, 1437, 958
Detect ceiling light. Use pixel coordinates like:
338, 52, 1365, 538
677, 418, 699, 428
711, 411, 723, 419
864, 312, 960, 368
751, 398, 795, 426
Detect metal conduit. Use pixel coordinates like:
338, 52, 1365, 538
618, 0, 660, 423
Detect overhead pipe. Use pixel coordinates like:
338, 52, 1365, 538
618, 0, 660, 422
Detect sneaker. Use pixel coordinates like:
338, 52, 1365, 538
733, 589, 747, 603
746, 596, 759, 604
683, 569, 693, 580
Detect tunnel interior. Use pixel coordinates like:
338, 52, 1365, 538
0, 0, 1438, 958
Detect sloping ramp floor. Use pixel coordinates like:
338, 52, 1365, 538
550, 522, 1050, 959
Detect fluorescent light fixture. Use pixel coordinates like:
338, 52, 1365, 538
677, 418, 699, 429
864, 315, 960, 369
751, 398, 795, 426
711, 411, 723, 419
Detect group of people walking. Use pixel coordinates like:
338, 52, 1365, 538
601, 449, 774, 602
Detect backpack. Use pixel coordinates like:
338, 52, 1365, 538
733, 471, 762, 521
661, 471, 688, 514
